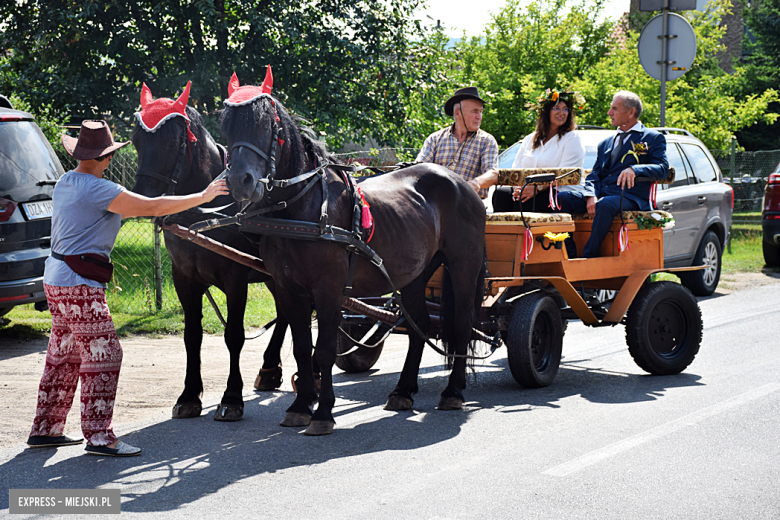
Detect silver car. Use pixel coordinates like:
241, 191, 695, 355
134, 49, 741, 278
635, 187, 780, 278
498, 127, 733, 296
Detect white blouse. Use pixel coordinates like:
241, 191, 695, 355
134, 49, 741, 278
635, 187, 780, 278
510, 130, 586, 192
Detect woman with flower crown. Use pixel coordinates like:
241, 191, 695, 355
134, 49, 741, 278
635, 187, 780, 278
492, 88, 586, 213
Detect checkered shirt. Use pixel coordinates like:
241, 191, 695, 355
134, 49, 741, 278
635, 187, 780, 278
416, 125, 499, 198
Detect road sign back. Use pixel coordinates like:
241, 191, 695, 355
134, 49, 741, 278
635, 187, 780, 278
638, 13, 697, 81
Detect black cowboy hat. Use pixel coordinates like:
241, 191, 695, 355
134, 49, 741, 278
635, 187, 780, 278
444, 86, 485, 117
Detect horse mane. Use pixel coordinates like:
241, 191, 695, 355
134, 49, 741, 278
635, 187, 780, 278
298, 124, 337, 166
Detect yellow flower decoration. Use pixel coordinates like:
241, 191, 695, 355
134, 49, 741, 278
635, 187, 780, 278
621, 141, 649, 164
525, 87, 586, 114
544, 231, 570, 242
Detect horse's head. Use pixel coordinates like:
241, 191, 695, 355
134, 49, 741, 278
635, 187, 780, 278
131, 82, 198, 197
220, 68, 285, 203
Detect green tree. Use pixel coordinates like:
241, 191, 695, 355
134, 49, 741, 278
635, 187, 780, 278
1, 54, 66, 145
736, 0, 780, 150
0, 0, 430, 148
453, 0, 615, 146
392, 28, 459, 149
573, 0, 778, 150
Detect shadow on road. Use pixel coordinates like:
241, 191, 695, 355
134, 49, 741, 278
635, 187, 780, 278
0, 354, 703, 512
0, 336, 47, 362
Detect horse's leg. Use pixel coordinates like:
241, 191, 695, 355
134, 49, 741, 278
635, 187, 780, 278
254, 292, 287, 391
214, 276, 248, 421
305, 298, 342, 436
276, 292, 317, 428
438, 254, 485, 410
385, 272, 431, 411
172, 268, 207, 419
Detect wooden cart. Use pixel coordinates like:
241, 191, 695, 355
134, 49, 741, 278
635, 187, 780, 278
341, 167, 704, 388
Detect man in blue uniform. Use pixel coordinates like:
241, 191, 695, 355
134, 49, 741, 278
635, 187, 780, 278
558, 90, 669, 258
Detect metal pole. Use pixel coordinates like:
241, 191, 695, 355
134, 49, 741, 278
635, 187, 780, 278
154, 222, 163, 311
728, 136, 736, 254
660, 0, 670, 126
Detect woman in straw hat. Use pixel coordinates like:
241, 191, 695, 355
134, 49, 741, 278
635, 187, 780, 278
492, 88, 586, 213
26, 120, 228, 457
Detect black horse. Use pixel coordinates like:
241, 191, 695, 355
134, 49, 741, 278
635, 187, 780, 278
220, 82, 486, 435
131, 84, 289, 421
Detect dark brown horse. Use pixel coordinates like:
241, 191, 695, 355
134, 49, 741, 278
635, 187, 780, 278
131, 84, 289, 421
220, 79, 486, 435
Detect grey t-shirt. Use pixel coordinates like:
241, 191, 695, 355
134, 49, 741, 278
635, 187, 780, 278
43, 170, 126, 288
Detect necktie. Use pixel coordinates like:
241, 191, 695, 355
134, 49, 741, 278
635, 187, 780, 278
610, 130, 637, 166
610, 132, 625, 165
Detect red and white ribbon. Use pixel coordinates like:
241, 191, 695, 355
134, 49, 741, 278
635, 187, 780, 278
650, 180, 658, 210
523, 228, 534, 260
619, 224, 630, 252
548, 180, 559, 210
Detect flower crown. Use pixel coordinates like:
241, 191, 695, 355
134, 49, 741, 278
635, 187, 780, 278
526, 88, 586, 114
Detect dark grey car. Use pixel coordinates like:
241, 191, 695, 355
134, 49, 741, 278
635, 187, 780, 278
0, 106, 64, 317
497, 128, 733, 296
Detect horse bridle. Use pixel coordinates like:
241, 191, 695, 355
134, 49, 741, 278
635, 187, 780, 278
230, 119, 280, 193
136, 132, 189, 196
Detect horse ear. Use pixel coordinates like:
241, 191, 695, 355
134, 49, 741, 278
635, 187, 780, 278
261, 65, 273, 94
176, 81, 191, 111
140, 83, 153, 108
228, 73, 240, 97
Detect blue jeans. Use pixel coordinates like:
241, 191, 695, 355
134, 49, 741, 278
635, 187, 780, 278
557, 192, 640, 258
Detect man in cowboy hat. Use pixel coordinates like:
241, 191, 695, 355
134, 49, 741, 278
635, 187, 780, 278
416, 86, 499, 198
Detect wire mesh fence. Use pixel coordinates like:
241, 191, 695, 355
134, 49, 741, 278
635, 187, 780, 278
710, 149, 780, 224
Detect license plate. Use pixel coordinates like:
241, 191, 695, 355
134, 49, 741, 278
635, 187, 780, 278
22, 200, 54, 220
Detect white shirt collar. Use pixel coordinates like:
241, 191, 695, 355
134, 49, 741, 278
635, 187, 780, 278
617, 121, 643, 134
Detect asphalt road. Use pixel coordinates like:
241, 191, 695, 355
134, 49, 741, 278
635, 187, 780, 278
2, 283, 779, 519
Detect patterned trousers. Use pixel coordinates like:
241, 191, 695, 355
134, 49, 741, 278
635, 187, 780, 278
30, 284, 122, 446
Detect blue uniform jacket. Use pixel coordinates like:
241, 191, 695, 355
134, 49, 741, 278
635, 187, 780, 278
582, 123, 669, 211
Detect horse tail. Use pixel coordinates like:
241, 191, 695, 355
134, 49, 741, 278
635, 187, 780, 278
441, 244, 487, 370
469, 247, 488, 366
441, 265, 455, 369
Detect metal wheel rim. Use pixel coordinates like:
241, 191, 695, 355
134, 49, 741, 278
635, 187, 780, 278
648, 300, 688, 358
531, 312, 554, 371
702, 241, 718, 286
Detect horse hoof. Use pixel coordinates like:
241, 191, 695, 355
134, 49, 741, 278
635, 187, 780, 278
172, 402, 202, 419
304, 420, 335, 436
437, 396, 463, 410
214, 403, 244, 422
280, 412, 312, 427
384, 395, 413, 411
254, 366, 282, 391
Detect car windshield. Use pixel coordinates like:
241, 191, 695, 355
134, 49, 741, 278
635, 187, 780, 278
499, 141, 522, 169
0, 121, 63, 202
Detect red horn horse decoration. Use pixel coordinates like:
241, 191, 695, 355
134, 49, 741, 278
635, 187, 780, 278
225, 65, 284, 148
135, 81, 197, 142
224, 65, 274, 106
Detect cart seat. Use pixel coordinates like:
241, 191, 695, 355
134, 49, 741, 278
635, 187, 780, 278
570, 210, 673, 221
487, 212, 573, 225
498, 168, 582, 186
